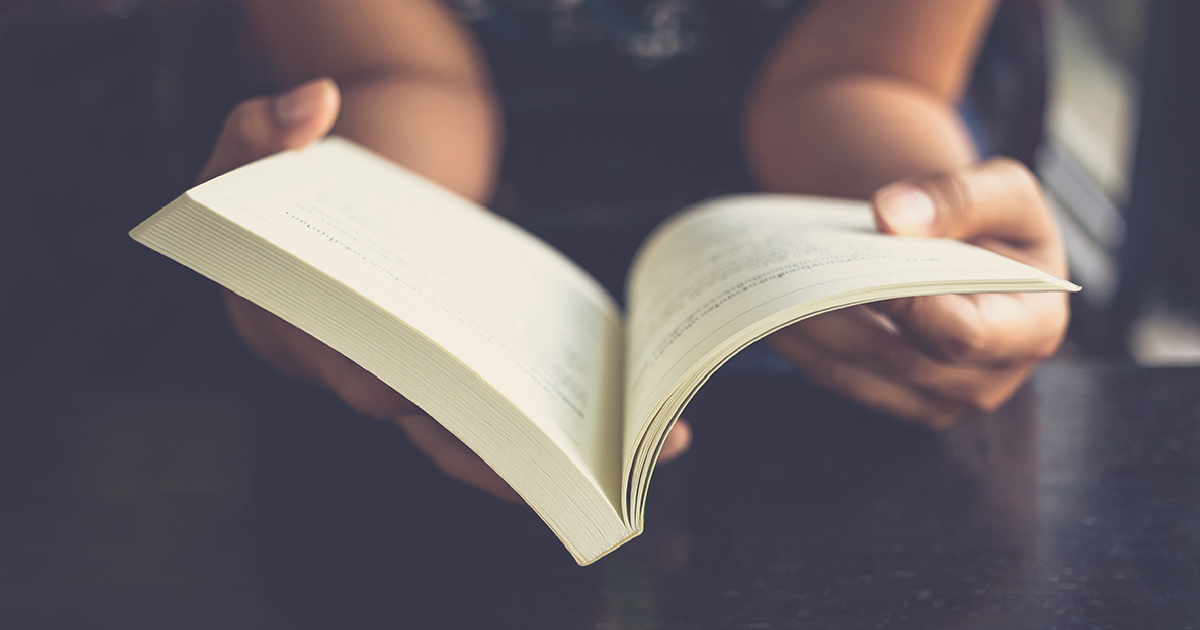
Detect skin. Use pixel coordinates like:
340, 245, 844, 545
202, 0, 1069, 500
744, 0, 1068, 427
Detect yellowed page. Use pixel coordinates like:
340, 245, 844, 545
184, 137, 625, 506
622, 194, 1077, 518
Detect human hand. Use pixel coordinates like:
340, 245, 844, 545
203, 78, 525, 500
768, 158, 1069, 429
202, 79, 690, 501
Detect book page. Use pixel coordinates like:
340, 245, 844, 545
622, 195, 1077, 505
189, 138, 625, 501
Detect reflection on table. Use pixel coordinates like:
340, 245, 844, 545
3, 360, 1197, 629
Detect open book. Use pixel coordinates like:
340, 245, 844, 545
131, 137, 1078, 565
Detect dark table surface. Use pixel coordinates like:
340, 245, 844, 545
2, 359, 1197, 629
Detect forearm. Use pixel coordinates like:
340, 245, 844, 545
245, 0, 500, 202
331, 78, 499, 203
744, 76, 978, 199
742, 0, 996, 199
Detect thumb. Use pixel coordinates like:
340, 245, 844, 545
871, 157, 1059, 256
197, 77, 341, 183
867, 158, 1070, 363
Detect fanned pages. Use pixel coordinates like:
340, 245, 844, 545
131, 138, 628, 564
621, 195, 1078, 523
130, 138, 1078, 564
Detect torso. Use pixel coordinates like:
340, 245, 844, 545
442, 0, 812, 111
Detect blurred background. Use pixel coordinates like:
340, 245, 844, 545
1038, 0, 1200, 365
2, 0, 1194, 370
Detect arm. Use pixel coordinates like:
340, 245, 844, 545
746, 0, 992, 197
203, 0, 688, 499
744, 0, 1069, 427
201, 0, 512, 498
244, 0, 500, 202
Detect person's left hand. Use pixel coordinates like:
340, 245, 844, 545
767, 158, 1070, 428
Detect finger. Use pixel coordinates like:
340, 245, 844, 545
768, 328, 966, 429
225, 293, 516, 504
872, 157, 1065, 274
321, 359, 420, 420
874, 290, 1069, 365
223, 291, 417, 419
781, 306, 1029, 408
657, 418, 692, 463
197, 77, 341, 183
395, 413, 524, 504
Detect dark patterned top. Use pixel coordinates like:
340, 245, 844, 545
441, 0, 811, 111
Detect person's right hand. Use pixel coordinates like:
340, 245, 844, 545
201, 79, 691, 503
767, 159, 1069, 429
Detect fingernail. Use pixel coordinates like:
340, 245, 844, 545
272, 79, 330, 127
876, 184, 936, 234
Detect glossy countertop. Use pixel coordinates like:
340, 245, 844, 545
2, 360, 1197, 628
